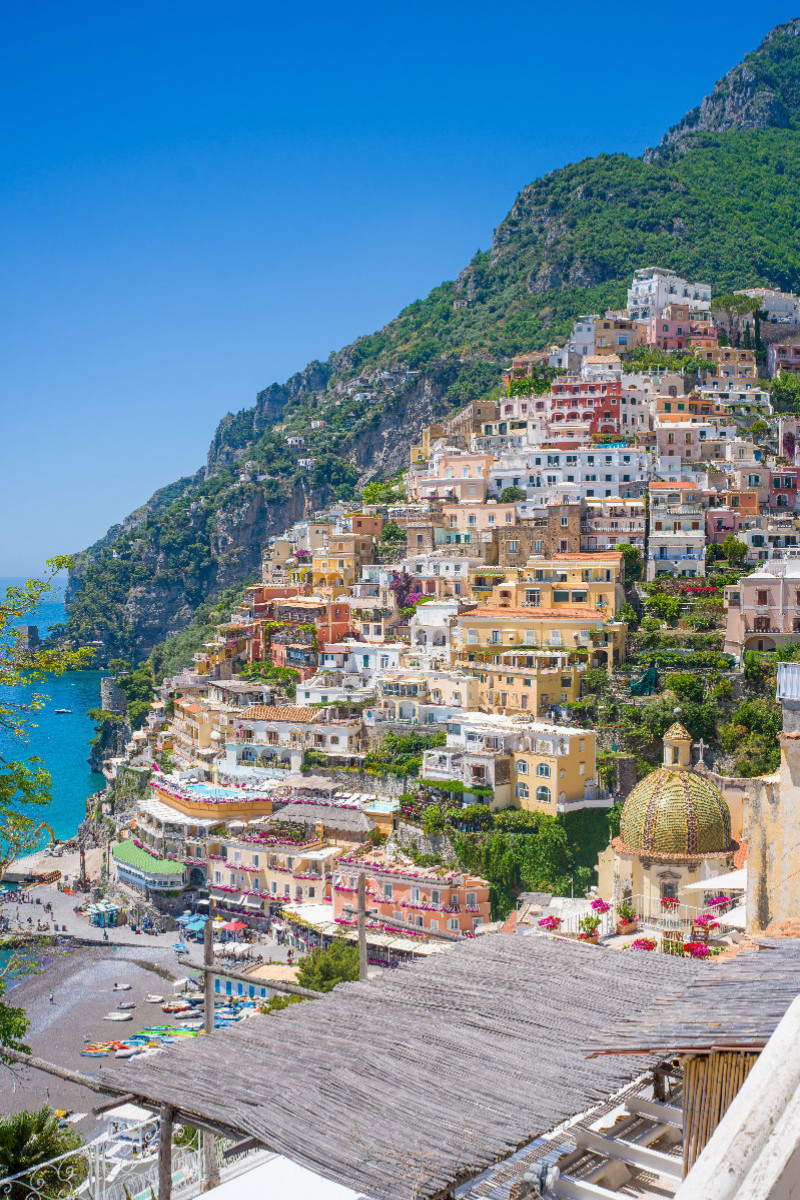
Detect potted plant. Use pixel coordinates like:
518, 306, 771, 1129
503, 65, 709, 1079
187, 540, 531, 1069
538, 915, 561, 932
577, 912, 601, 945
629, 936, 657, 951
615, 899, 638, 936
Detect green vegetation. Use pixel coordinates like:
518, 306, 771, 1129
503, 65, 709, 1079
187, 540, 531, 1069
500, 486, 526, 503
362, 730, 446, 778
0, 1109, 85, 1193
295, 938, 360, 992
239, 660, 300, 697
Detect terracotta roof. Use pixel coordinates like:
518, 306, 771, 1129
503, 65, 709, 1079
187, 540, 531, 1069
239, 705, 318, 722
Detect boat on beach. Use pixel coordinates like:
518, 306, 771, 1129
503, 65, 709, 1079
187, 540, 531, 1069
104, 1011, 133, 1022
116, 1001, 136, 1010
112, 983, 132, 992
145, 994, 164, 1003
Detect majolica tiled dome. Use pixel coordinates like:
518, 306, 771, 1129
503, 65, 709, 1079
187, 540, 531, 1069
619, 756, 732, 858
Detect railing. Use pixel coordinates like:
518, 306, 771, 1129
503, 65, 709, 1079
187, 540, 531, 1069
628, 893, 712, 931
0, 1121, 267, 1200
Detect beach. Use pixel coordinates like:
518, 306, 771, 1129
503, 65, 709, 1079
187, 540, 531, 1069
2, 943, 184, 1130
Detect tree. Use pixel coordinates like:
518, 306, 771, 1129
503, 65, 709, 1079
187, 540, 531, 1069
616, 543, 642, 582
664, 672, 704, 703
295, 938, 360, 993
713, 293, 760, 346
500, 486, 525, 503
721, 534, 748, 566
645, 592, 680, 625
0, 1108, 85, 1196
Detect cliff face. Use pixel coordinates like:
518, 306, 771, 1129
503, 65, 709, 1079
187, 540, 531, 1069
646, 19, 800, 161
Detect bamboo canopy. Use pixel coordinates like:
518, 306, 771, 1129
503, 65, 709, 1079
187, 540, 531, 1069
98, 936, 696, 1200
591, 940, 800, 1057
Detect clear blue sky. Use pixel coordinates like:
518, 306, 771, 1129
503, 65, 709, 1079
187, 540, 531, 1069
1, 1, 794, 575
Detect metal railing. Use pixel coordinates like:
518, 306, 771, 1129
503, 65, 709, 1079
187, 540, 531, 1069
0, 1122, 268, 1200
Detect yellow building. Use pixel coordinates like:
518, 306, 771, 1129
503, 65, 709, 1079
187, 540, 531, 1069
169, 697, 240, 771
312, 532, 375, 593
454, 606, 627, 670
456, 649, 586, 717
206, 835, 343, 914
510, 726, 597, 813
410, 423, 445, 464
484, 552, 625, 617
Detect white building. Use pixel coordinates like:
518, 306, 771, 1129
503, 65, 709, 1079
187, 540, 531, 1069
627, 267, 712, 321
735, 287, 800, 324
490, 446, 650, 504
568, 314, 597, 357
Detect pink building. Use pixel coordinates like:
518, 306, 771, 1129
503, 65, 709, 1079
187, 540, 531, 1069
333, 850, 491, 936
770, 468, 799, 511
647, 304, 692, 351
706, 508, 747, 544
725, 559, 800, 655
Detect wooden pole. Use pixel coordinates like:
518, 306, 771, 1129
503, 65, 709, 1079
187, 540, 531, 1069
158, 1103, 174, 1200
357, 873, 368, 982
202, 919, 220, 1191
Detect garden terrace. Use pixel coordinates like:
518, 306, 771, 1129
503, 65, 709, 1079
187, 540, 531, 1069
97, 936, 697, 1200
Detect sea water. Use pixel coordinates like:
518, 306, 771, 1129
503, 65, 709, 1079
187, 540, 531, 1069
0, 577, 106, 841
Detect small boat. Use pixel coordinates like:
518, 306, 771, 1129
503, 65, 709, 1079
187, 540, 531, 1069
112, 983, 132, 992
116, 1002, 136, 1011
104, 1011, 133, 1022
145, 994, 164, 1004
114, 1048, 141, 1059
161, 1001, 191, 1014
54, 708, 73, 714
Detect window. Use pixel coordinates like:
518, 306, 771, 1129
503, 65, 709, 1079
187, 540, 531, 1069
553, 590, 569, 603
757, 590, 769, 605
515, 760, 529, 773
490, 630, 501, 644
561, 516, 569, 527
571, 591, 587, 603
383, 882, 393, 900
447, 918, 460, 931
515, 782, 529, 799
536, 785, 552, 804
508, 539, 518, 553
431, 889, 440, 905
466, 892, 477, 907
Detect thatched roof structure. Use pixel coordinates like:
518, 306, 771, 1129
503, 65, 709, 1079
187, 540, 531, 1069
276, 801, 374, 832
100, 935, 696, 1200
591, 939, 800, 1057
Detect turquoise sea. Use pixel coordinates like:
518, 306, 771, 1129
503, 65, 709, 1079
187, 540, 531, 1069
0, 577, 106, 841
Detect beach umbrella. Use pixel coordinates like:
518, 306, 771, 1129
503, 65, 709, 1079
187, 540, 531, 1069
220, 920, 246, 932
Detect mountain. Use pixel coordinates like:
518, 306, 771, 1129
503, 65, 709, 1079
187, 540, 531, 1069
66, 20, 800, 666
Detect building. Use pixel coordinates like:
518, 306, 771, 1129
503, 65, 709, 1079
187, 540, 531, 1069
646, 482, 707, 580
597, 722, 735, 905
455, 605, 626, 669
333, 849, 491, 935
594, 314, 642, 355
420, 712, 604, 812
647, 302, 693, 351
581, 497, 646, 552
460, 648, 586, 718
627, 267, 711, 321
724, 557, 800, 655
768, 341, 800, 377
485, 551, 626, 617
111, 839, 187, 893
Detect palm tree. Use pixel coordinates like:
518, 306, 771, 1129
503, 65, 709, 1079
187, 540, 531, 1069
0, 1108, 85, 1199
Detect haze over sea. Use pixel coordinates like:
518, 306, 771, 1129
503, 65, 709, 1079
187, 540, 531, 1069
1, 577, 106, 841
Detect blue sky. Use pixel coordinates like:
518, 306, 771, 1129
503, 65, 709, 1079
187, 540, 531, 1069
1, 1, 794, 574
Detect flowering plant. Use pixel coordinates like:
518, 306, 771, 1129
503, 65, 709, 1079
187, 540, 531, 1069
684, 941, 711, 959
708, 895, 731, 908
630, 937, 657, 951
591, 898, 611, 913
538, 916, 560, 931
616, 899, 637, 922
578, 913, 601, 937
660, 896, 680, 909
692, 914, 718, 929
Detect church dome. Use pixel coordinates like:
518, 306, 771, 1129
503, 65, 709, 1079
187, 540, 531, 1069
619, 723, 732, 857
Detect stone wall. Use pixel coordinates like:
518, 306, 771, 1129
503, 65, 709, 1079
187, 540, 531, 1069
100, 677, 128, 715
394, 821, 458, 866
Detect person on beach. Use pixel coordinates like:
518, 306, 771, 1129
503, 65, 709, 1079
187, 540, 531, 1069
49, 991, 54, 1004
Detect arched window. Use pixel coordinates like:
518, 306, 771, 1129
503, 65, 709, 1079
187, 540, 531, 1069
515, 760, 529, 774
515, 782, 529, 799
536, 763, 551, 777
536, 785, 551, 805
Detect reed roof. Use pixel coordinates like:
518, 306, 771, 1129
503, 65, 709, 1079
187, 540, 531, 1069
591, 939, 800, 1057
99, 934, 695, 1200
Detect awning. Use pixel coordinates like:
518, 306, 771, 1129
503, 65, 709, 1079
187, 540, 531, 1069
682, 867, 747, 892
220, 921, 247, 931
721, 904, 747, 930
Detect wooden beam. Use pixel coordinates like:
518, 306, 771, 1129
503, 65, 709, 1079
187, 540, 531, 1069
222, 1137, 264, 1161
573, 1127, 683, 1180
357, 873, 367, 982
1, 1047, 127, 1095
175, 955, 319, 1000
93, 1093, 138, 1116
202, 919, 220, 1192
158, 1104, 174, 1200
625, 1095, 684, 1128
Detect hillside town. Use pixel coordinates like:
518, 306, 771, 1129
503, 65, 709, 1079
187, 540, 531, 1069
11, 265, 800, 1199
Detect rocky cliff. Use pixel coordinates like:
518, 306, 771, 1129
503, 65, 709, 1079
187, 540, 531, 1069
646, 19, 800, 161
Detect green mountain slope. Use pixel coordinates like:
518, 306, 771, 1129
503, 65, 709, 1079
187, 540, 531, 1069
65, 20, 800, 665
